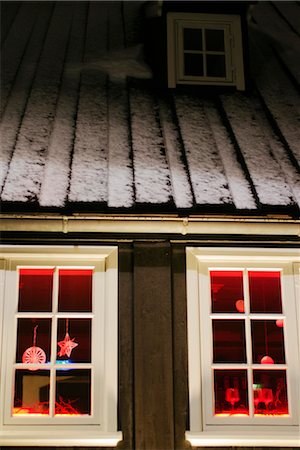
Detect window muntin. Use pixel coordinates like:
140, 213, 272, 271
209, 269, 289, 419
186, 248, 300, 445
0, 247, 121, 445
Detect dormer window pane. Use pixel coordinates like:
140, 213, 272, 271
184, 28, 202, 50
184, 54, 203, 76
207, 54, 226, 77
205, 29, 225, 51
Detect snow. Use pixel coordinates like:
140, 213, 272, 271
1, 3, 72, 202
221, 93, 295, 206
174, 94, 232, 206
204, 101, 257, 210
130, 85, 172, 204
159, 98, 193, 208
39, 3, 85, 207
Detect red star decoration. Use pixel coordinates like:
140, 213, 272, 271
57, 332, 78, 358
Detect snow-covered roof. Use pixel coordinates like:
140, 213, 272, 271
1, 1, 300, 217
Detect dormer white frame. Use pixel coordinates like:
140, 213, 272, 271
167, 13, 245, 90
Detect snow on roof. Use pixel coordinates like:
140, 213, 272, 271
1, 1, 300, 216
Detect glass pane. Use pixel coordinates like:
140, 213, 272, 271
249, 271, 282, 313
251, 320, 285, 364
253, 370, 288, 416
184, 28, 202, 50
210, 270, 244, 313
57, 318, 91, 363
214, 370, 249, 416
205, 29, 225, 51
13, 370, 50, 415
55, 369, 91, 415
18, 269, 53, 312
16, 319, 51, 364
206, 54, 226, 77
213, 320, 246, 363
58, 269, 93, 312
184, 53, 203, 76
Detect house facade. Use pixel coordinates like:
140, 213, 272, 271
1, 1, 300, 449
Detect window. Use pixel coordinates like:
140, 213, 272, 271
186, 247, 300, 447
167, 13, 245, 90
0, 246, 121, 447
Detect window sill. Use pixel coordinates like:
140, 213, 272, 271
185, 431, 300, 447
0, 431, 123, 447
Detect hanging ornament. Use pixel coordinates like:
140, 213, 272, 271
22, 325, 46, 370
235, 299, 245, 313
261, 355, 274, 364
276, 319, 284, 328
57, 319, 78, 358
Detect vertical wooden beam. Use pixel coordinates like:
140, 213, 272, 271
171, 244, 191, 450
118, 244, 134, 449
134, 242, 174, 450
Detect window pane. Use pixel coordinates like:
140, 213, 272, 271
205, 29, 225, 51
55, 369, 91, 415
206, 54, 226, 77
251, 320, 285, 364
213, 319, 246, 363
13, 370, 50, 415
16, 319, 51, 364
57, 318, 91, 363
18, 269, 53, 312
249, 271, 282, 313
210, 270, 244, 313
253, 370, 288, 416
184, 53, 203, 76
184, 28, 202, 50
214, 370, 249, 416
58, 269, 93, 312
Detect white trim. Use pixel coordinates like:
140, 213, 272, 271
0, 246, 121, 446
186, 247, 300, 445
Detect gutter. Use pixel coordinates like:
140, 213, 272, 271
1, 214, 300, 237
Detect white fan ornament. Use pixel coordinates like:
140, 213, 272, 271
22, 325, 46, 370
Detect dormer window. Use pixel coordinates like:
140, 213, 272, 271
167, 13, 245, 90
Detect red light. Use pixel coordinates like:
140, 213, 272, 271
261, 355, 274, 364
19, 269, 54, 276
59, 269, 93, 276
276, 319, 284, 328
235, 299, 245, 312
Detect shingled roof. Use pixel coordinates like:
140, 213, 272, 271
1, 1, 300, 217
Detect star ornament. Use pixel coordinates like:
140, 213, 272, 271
57, 332, 78, 358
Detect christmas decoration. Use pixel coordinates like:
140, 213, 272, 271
57, 319, 78, 358
225, 387, 240, 411
276, 319, 284, 328
22, 325, 46, 369
261, 355, 274, 364
235, 299, 245, 313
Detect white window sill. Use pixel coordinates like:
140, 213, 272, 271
186, 431, 300, 447
0, 431, 123, 447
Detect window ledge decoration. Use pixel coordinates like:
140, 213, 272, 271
186, 247, 300, 445
0, 246, 121, 447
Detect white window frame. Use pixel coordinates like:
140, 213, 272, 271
0, 246, 122, 447
186, 247, 300, 447
167, 13, 245, 90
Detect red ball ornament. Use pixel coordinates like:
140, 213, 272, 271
276, 319, 284, 328
261, 355, 274, 364
235, 299, 245, 313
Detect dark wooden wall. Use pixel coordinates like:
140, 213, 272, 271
2, 241, 292, 450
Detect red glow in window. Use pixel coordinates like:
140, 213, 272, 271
213, 320, 246, 363
214, 370, 249, 416
55, 369, 91, 416
210, 271, 244, 313
251, 320, 285, 364
253, 370, 288, 416
13, 370, 50, 415
249, 271, 282, 313
18, 269, 54, 312
58, 269, 93, 312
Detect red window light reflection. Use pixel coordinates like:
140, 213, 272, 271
210, 271, 244, 313
214, 370, 249, 416
58, 270, 93, 312
18, 269, 54, 312
249, 271, 282, 313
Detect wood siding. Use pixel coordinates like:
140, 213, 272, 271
1, 242, 294, 450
